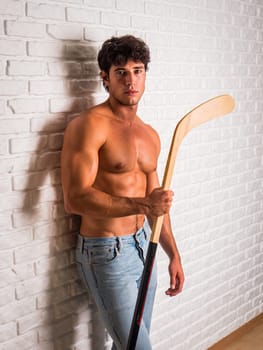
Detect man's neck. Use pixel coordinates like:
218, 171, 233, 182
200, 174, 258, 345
107, 98, 138, 123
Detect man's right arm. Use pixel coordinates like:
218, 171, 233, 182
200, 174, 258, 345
61, 114, 172, 218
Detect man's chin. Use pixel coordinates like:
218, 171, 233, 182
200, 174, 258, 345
121, 97, 140, 106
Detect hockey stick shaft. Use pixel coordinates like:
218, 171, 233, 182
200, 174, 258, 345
125, 241, 157, 349
126, 95, 235, 350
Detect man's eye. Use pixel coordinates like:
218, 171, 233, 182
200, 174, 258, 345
117, 70, 126, 76
135, 69, 143, 74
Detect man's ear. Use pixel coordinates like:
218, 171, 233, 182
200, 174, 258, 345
100, 71, 109, 91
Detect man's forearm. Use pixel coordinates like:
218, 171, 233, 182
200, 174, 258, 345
160, 229, 181, 261
65, 186, 151, 218
148, 214, 181, 260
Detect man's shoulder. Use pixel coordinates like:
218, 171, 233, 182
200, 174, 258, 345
140, 119, 160, 139
63, 104, 110, 151
66, 103, 110, 132
82, 102, 109, 119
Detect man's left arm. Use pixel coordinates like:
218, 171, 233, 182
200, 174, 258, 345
146, 170, 185, 297
159, 214, 184, 296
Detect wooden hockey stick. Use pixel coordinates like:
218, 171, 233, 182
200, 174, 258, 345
126, 94, 235, 350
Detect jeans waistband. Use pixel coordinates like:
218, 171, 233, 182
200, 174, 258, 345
77, 223, 149, 252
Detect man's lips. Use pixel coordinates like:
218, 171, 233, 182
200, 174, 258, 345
125, 90, 138, 95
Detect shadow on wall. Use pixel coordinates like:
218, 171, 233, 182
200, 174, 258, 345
22, 39, 108, 350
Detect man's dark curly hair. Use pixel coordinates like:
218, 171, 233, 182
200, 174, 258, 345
97, 35, 150, 74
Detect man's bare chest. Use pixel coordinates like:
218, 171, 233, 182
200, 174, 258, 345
99, 124, 158, 174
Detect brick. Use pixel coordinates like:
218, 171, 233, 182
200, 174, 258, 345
7, 60, 46, 76
84, 27, 116, 42
14, 240, 51, 263
35, 253, 69, 276
0, 322, 17, 343
47, 24, 83, 40
0, 286, 15, 308
34, 152, 61, 171
33, 218, 68, 240
68, 79, 99, 96
0, 250, 13, 269
10, 135, 48, 154
0, 136, 8, 155
17, 309, 51, 335
36, 285, 72, 309
16, 275, 50, 300
49, 97, 85, 113
0, 100, 5, 115
53, 294, 88, 320
47, 61, 82, 77
1, 229, 33, 249
64, 43, 97, 61
56, 0, 82, 2
38, 319, 73, 344
0, 212, 12, 231
0, 80, 27, 96
0, 118, 29, 134
50, 235, 75, 257
0, 20, 3, 35
145, 2, 169, 16
0, 39, 26, 56
49, 169, 60, 187
0, 0, 24, 16
12, 172, 52, 191
51, 202, 65, 219
12, 206, 52, 228
0, 269, 16, 289
48, 133, 64, 150
101, 11, 130, 27
131, 15, 159, 30
0, 157, 21, 175
0, 60, 5, 75
66, 7, 100, 23
30, 115, 66, 132
0, 330, 38, 350
8, 97, 47, 113
0, 155, 35, 175
116, 0, 144, 13
27, 2, 65, 20
28, 342, 54, 350
28, 41, 64, 58
84, 0, 113, 7
83, 62, 99, 77
0, 174, 10, 193
5, 20, 45, 38
29, 80, 66, 95
12, 261, 35, 282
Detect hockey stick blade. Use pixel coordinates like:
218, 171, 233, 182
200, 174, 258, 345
151, 94, 235, 243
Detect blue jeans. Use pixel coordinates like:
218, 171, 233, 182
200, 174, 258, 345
76, 220, 157, 350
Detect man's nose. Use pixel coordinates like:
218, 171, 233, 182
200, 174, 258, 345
125, 72, 135, 86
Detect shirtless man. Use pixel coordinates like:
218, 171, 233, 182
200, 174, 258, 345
61, 35, 184, 350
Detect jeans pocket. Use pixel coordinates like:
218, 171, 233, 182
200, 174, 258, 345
136, 230, 149, 262
90, 244, 118, 265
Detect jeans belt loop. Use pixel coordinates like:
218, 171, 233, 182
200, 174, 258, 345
81, 235, 85, 254
116, 236, 123, 255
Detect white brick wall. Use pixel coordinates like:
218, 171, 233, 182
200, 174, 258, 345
0, 1, 262, 350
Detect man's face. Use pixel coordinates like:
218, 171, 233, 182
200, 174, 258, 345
101, 60, 146, 107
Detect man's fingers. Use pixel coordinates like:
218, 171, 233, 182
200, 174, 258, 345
170, 275, 177, 290
148, 188, 174, 216
166, 276, 182, 297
